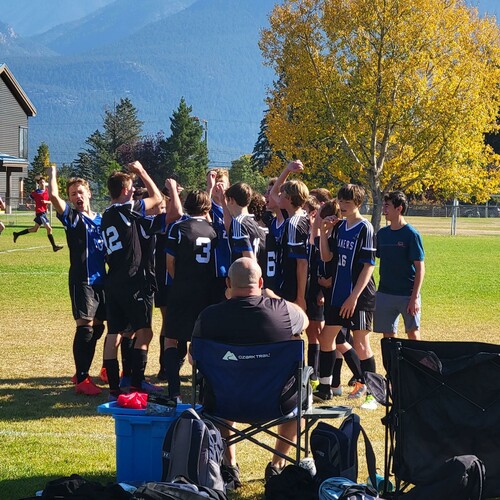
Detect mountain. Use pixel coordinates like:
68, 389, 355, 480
0, 0, 277, 167
0, 0, 115, 36
0, 0, 498, 169
30, 0, 198, 55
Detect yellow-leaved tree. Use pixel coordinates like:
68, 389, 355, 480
260, 0, 500, 229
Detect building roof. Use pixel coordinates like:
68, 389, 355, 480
0, 152, 28, 164
0, 63, 37, 117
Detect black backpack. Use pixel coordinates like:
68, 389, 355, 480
264, 464, 317, 500
401, 455, 486, 500
310, 413, 377, 487
132, 476, 227, 500
161, 408, 225, 492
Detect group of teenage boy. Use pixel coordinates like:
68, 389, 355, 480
12, 158, 424, 414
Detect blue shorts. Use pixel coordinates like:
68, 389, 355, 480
374, 291, 421, 334
34, 212, 49, 226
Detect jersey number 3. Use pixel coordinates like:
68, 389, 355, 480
195, 237, 211, 264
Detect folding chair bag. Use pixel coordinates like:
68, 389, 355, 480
381, 338, 500, 498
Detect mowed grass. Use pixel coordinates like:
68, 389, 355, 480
0, 218, 499, 500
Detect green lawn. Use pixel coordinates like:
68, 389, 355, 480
0, 222, 498, 499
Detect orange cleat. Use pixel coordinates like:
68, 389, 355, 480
99, 367, 109, 384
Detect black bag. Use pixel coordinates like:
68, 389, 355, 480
401, 455, 486, 500
310, 413, 377, 487
161, 408, 225, 492
132, 476, 227, 500
264, 464, 317, 500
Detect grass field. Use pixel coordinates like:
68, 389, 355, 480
0, 218, 499, 499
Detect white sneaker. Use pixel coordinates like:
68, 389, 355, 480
361, 394, 378, 410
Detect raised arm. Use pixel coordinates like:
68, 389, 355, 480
164, 178, 183, 224
46, 165, 67, 215
269, 160, 304, 210
128, 161, 162, 211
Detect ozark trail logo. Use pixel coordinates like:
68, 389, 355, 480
222, 351, 238, 361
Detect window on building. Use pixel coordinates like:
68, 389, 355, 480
19, 126, 28, 159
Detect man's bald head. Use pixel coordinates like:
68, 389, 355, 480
227, 257, 262, 291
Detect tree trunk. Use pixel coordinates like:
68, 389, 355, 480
370, 187, 383, 232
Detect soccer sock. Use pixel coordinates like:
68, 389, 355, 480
343, 348, 364, 382
332, 358, 344, 388
88, 324, 105, 372
360, 356, 376, 376
120, 336, 135, 377
131, 348, 148, 389
164, 347, 181, 398
47, 233, 57, 248
15, 228, 29, 239
73, 325, 93, 384
104, 358, 120, 392
318, 350, 335, 392
307, 343, 320, 379
177, 340, 188, 367
159, 336, 166, 372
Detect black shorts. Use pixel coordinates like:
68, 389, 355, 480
105, 281, 153, 335
69, 283, 106, 322
154, 282, 170, 308
324, 306, 373, 331
165, 295, 212, 341
34, 212, 49, 226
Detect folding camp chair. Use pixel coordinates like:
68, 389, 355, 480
191, 337, 350, 466
380, 337, 500, 498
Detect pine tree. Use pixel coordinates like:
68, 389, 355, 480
74, 97, 144, 197
162, 98, 208, 190
26, 143, 50, 197
252, 113, 273, 172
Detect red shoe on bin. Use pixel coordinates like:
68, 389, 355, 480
75, 377, 102, 396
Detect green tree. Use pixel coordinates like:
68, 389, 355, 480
260, 0, 500, 230
230, 154, 268, 193
162, 98, 208, 190
252, 114, 274, 172
74, 97, 143, 196
26, 142, 50, 196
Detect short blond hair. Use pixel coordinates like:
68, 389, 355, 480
280, 180, 309, 208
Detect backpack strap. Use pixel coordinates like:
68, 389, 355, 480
359, 424, 378, 490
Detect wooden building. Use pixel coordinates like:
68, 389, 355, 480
0, 63, 37, 212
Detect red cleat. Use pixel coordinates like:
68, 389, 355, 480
99, 367, 109, 384
75, 377, 102, 396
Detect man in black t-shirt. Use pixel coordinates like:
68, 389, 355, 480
191, 257, 308, 485
101, 161, 163, 399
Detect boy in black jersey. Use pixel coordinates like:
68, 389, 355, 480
269, 160, 310, 311
47, 165, 106, 396
221, 182, 265, 263
163, 190, 218, 401
101, 161, 163, 399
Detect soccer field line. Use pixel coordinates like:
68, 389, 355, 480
0, 429, 114, 440
0, 245, 51, 255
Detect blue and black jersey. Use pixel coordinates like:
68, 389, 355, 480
228, 213, 265, 263
57, 206, 106, 286
210, 201, 231, 278
329, 218, 376, 311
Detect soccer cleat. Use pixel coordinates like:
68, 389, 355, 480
265, 462, 285, 482
119, 376, 132, 389
331, 385, 343, 396
53, 245, 63, 252
313, 389, 333, 402
75, 377, 102, 396
348, 375, 357, 387
310, 378, 320, 392
348, 381, 367, 399
99, 367, 108, 384
221, 464, 241, 490
361, 394, 378, 410
130, 380, 163, 394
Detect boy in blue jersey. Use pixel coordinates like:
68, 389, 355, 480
47, 165, 106, 396
317, 184, 377, 407
374, 191, 425, 340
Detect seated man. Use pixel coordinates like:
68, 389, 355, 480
191, 257, 309, 487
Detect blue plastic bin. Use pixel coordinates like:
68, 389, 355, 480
97, 402, 197, 483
